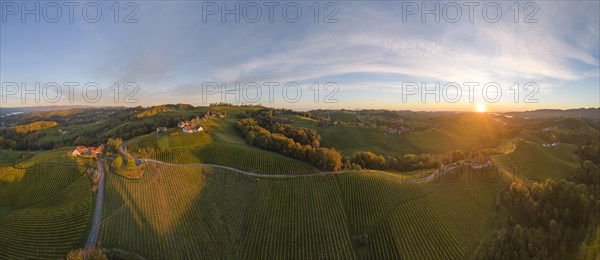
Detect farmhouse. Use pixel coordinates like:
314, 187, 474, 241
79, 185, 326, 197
543, 142, 560, 148
183, 125, 203, 134
72, 144, 105, 158
465, 159, 494, 169
178, 120, 192, 128
384, 126, 411, 135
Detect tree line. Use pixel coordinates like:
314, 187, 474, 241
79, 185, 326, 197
344, 150, 469, 171
235, 118, 342, 171
12, 121, 58, 133
235, 115, 342, 171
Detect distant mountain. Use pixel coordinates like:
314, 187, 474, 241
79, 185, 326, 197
504, 108, 600, 121
0, 105, 104, 116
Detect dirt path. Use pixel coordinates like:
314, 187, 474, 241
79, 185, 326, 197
140, 158, 458, 181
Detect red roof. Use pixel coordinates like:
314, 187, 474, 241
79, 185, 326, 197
74, 145, 104, 155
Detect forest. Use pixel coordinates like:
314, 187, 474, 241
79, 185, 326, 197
477, 144, 600, 259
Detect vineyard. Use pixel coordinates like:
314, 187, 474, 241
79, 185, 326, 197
100, 163, 354, 259
0, 163, 92, 259
0, 163, 83, 208
100, 163, 508, 259
130, 132, 214, 150
150, 143, 318, 174
339, 166, 511, 259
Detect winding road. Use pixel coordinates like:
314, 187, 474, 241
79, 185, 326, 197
84, 142, 460, 248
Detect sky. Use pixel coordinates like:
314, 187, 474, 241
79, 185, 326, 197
1, 1, 599, 111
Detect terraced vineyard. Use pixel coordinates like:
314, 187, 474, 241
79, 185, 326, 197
100, 163, 508, 259
151, 143, 318, 174
0, 163, 92, 259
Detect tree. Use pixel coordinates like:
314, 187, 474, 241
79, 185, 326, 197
107, 138, 123, 153
350, 151, 386, 170
314, 147, 343, 171
125, 158, 137, 171
66, 247, 107, 260
112, 156, 123, 170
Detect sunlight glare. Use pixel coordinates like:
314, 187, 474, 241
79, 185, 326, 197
476, 103, 486, 113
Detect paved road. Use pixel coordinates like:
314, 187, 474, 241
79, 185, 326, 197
119, 143, 142, 165
85, 158, 106, 248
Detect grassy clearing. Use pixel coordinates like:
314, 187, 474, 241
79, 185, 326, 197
288, 123, 466, 156
288, 113, 508, 157
130, 132, 214, 150
492, 141, 578, 181
128, 117, 242, 151
208, 118, 247, 144
0, 150, 34, 165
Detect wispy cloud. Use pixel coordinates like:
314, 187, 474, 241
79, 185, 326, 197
1, 1, 598, 110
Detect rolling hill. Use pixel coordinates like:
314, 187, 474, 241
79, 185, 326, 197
0, 151, 92, 258
492, 141, 578, 181
98, 163, 510, 259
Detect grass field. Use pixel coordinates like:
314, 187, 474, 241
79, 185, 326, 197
0, 150, 34, 165
0, 158, 92, 258
128, 118, 246, 151
492, 141, 578, 181
289, 118, 467, 156
37, 119, 111, 143
129, 131, 214, 150
152, 143, 318, 174
99, 163, 509, 259
287, 113, 511, 157
129, 118, 318, 174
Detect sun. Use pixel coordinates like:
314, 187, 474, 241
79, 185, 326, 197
476, 103, 486, 113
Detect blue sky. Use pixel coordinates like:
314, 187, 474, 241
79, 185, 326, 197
1, 1, 598, 111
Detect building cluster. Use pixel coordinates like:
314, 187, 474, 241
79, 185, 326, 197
384, 126, 411, 135
72, 145, 105, 158
464, 159, 494, 169
178, 120, 203, 134
543, 142, 560, 148
58, 129, 71, 135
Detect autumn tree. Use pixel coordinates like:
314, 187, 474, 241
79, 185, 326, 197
66, 246, 107, 260
112, 156, 123, 170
